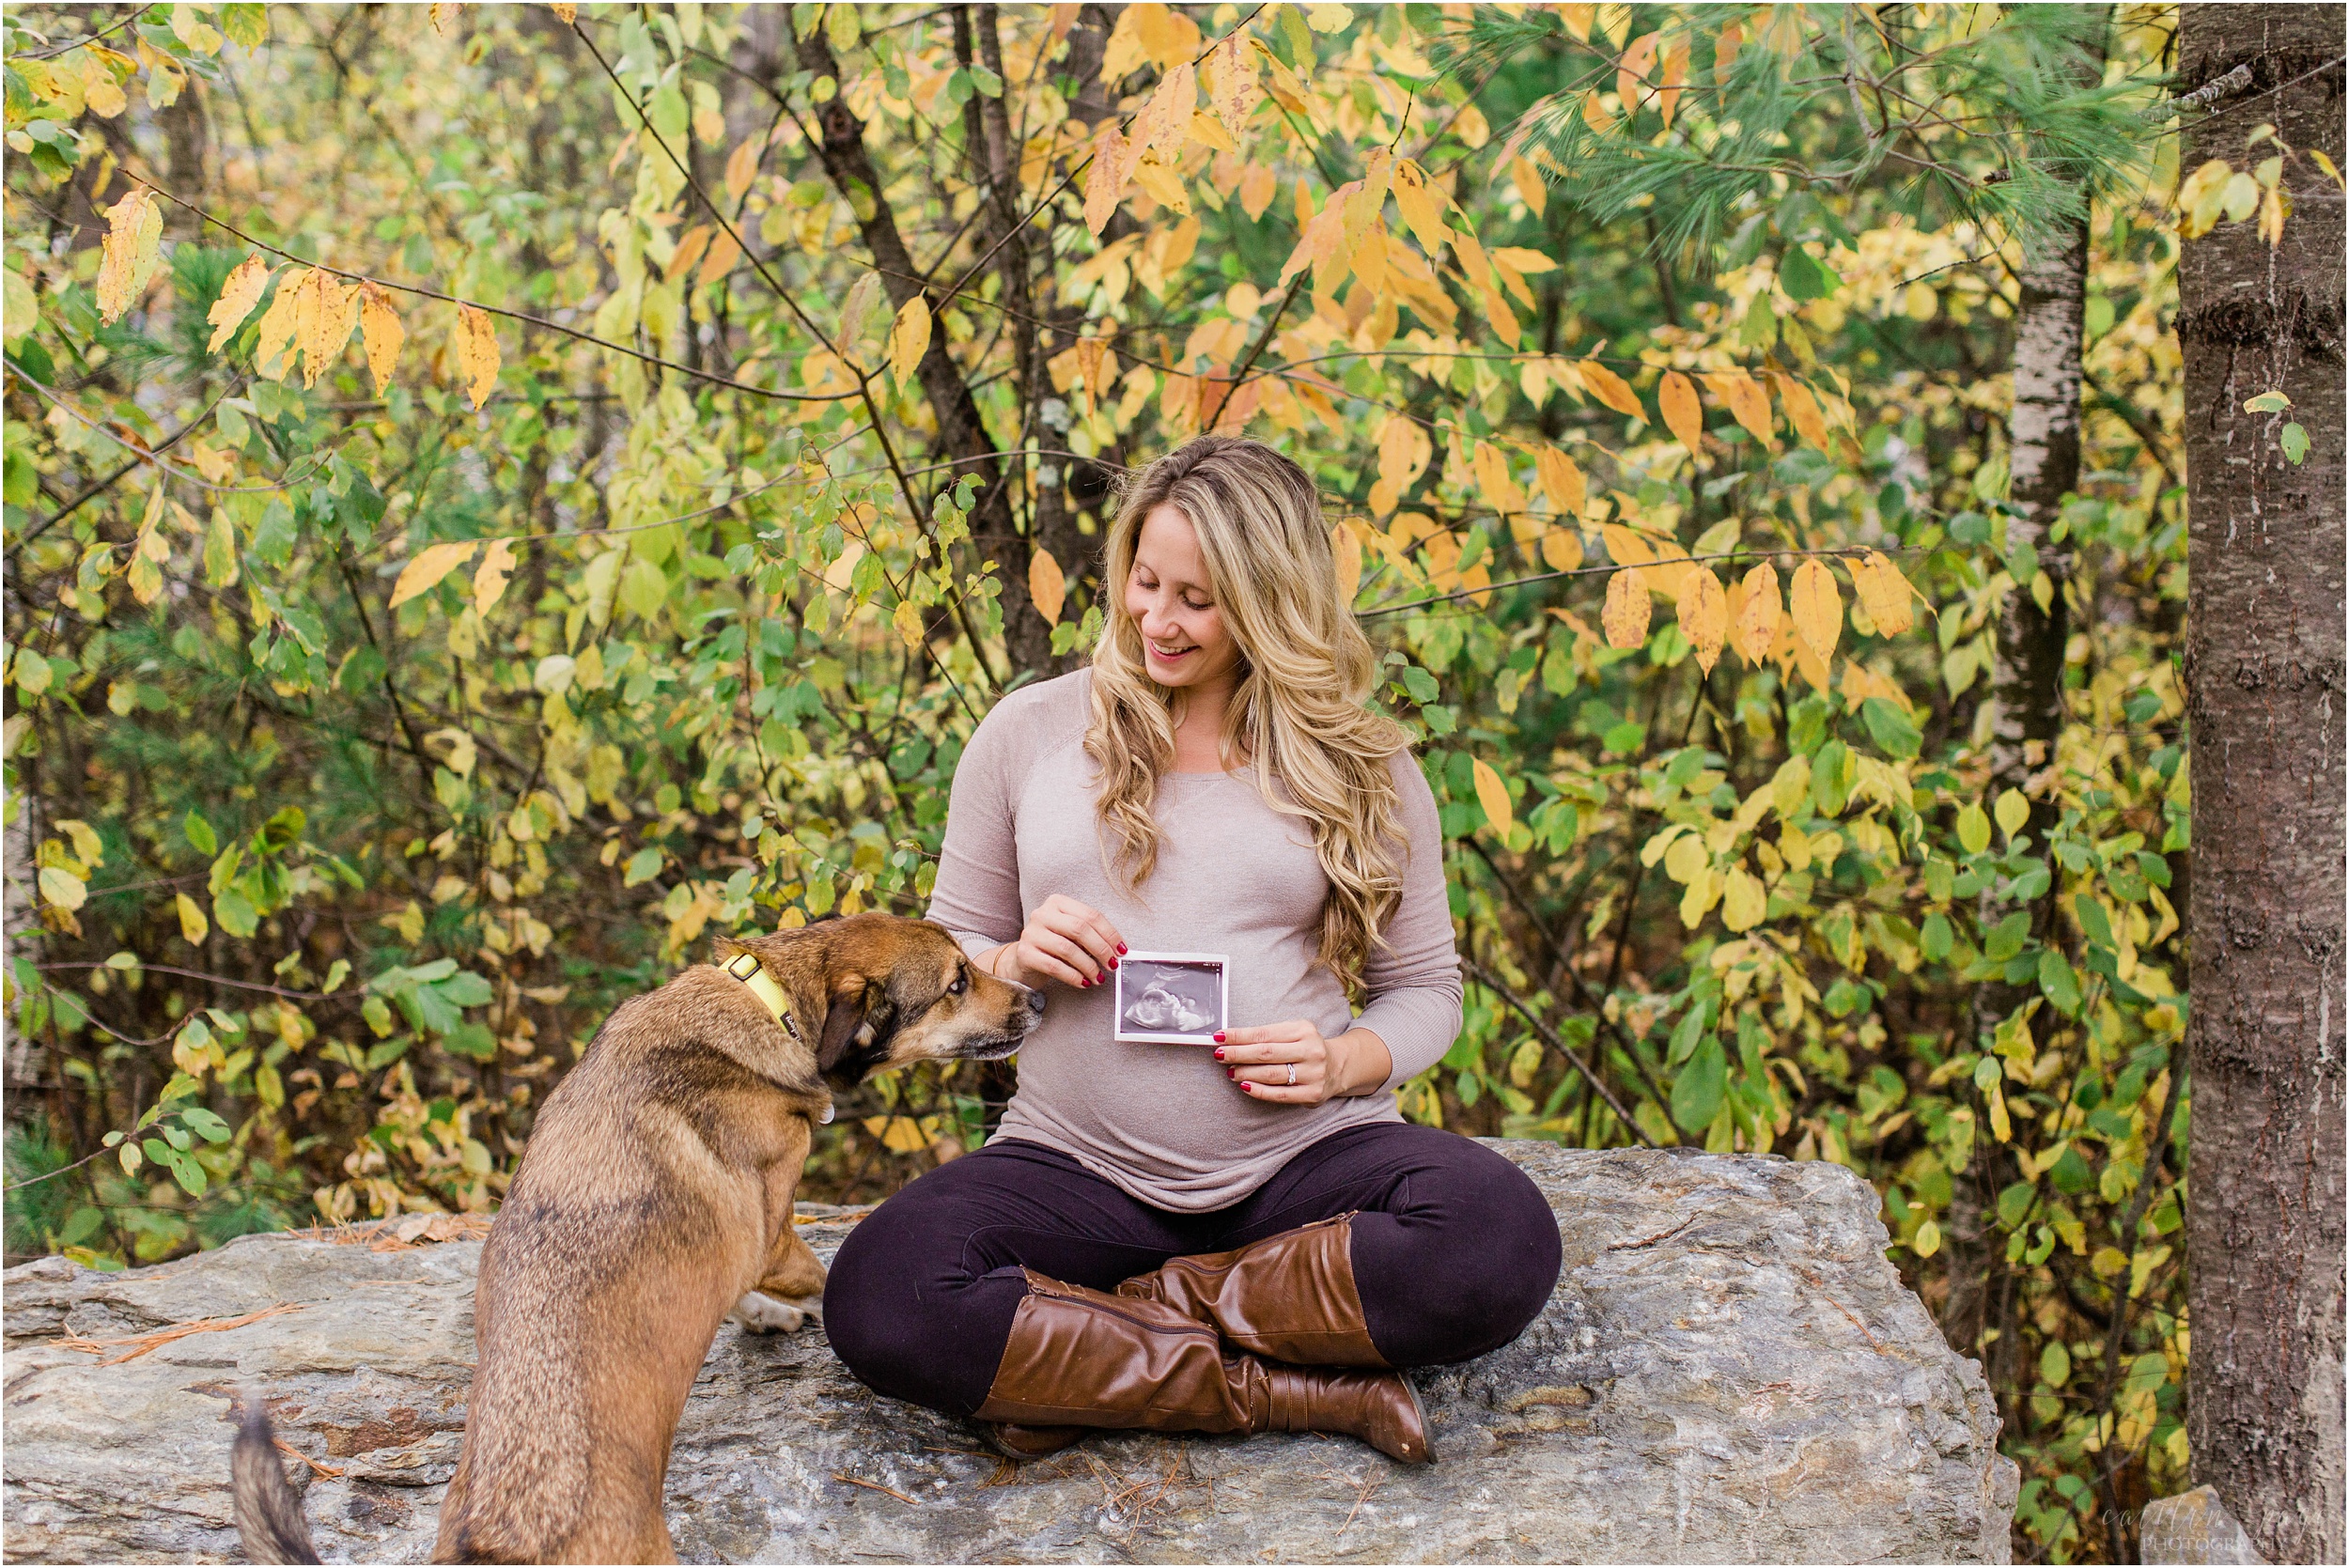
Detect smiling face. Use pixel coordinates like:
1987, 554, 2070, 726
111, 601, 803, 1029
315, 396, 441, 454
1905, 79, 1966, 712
1125, 504, 1244, 693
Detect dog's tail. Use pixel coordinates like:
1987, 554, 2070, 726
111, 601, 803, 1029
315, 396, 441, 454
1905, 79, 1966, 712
232, 1395, 321, 1565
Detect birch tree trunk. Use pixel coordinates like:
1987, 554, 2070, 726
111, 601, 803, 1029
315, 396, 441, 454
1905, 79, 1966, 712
2177, 8, 2347, 1561
1944, 5, 2108, 1392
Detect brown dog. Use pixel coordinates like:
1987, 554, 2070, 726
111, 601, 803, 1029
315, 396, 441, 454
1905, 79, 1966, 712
232, 914, 1042, 1564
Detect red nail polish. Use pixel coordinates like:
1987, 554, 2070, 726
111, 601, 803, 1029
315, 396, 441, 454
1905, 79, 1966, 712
1241, 1081, 1255, 1094
1080, 978, 1091, 988
1109, 957, 1119, 969
1213, 1032, 1226, 1044
1117, 943, 1128, 955
1225, 1068, 1236, 1079
1213, 1048, 1225, 1061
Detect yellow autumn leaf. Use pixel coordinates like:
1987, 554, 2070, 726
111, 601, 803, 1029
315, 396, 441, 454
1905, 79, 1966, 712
1658, 369, 1703, 454
1128, 155, 1191, 215
1239, 160, 1278, 221
300, 273, 358, 389
1853, 550, 1916, 636
1472, 757, 1514, 840
1774, 372, 1830, 451
721, 139, 763, 210
1719, 864, 1766, 931
1083, 122, 1133, 237
473, 537, 518, 616
1616, 30, 1658, 110
1541, 527, 1584, 572
1536, 446, 1586, 518
1657, 37, 1689, 128
344, 281, 400, 396
39, 865, 87, 912
1330, 521, 1361, 601
1789, 558, 1843, 661
1579, 359, 1644, 420
893, 600, 926, 649
1509, 155, 1548, 217
1678, 567, 1727, 675
549, 1, 576, 22
1208, 30, 1261, 138
206, 256, 272, 352
1028, 545, 1066, 626
1735, 561, 1781, 665
455, 303, 500, 409
389, 540, 483, 609
1702, 370, 1773, 446
177, 892, 210, 944
1135, 61, 1197, 163
1471, 441, 1526, 515
251, 267, 311, 381
1390, 159, 1452, 254
1602, 566, 1650, 648
95, 187, 163, 325
888, 296, 932, 393
663, 225, 713, 285
697, 230, 743, 288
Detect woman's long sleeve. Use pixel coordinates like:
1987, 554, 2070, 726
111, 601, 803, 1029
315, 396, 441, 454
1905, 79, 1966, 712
1352, 753, 1466, 1091
924, 701, 1029, 961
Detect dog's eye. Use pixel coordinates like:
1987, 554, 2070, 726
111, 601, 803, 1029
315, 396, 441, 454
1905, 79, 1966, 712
948, 974, 968, 996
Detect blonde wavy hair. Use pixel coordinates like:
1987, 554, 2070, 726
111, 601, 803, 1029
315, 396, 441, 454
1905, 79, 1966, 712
1084, 436, 1413, 987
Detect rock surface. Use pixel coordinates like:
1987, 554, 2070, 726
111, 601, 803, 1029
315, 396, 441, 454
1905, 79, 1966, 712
2139, 1485, 2269, 1565
4, 1142, 2015, 1563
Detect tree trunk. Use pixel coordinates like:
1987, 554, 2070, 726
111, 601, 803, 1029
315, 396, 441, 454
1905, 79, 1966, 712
1946, 7, 2108, 1380
2177, 8, 2347, 1563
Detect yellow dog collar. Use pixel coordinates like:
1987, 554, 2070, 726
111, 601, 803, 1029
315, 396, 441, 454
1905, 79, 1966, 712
721, 952, 832, 1122
723, 952, 800, 1038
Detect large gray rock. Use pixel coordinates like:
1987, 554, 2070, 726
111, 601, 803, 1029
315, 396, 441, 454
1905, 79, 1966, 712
4, 1142, 2015, 1563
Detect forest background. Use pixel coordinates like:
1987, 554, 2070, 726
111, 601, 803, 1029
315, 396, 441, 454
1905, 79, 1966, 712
3, 3, 2335, 1561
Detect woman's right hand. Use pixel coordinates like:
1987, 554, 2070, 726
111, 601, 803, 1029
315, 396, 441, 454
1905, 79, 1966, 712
988, 895, 1126, 990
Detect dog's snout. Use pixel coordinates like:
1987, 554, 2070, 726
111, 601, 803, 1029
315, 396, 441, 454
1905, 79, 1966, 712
1024, 987, 1047, 1020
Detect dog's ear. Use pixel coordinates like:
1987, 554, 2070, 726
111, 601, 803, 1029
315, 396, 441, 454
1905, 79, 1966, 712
817, 980, 897, 1077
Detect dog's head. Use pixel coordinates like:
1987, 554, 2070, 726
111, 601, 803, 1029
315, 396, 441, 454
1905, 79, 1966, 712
723, 912, 1045, 1089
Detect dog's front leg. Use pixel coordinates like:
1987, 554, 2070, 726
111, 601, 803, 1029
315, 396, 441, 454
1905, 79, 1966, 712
728, 1290, 809, 1334
731, 1219, 827, 1333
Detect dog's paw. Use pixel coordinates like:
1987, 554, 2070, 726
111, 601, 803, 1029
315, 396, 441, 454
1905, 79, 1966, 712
730, 1290, 806, 1334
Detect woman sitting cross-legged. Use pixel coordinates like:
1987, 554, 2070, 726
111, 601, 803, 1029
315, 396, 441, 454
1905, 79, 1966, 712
823, 436, 1562, 1464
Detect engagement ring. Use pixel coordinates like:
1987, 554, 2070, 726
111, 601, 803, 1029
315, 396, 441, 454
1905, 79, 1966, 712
1286, 1063, 1298, 1085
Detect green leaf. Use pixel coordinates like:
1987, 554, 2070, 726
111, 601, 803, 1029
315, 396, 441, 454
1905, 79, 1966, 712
436, 970, 495, 1008
1670, 1036, 1727, 1133
1994, 788, 2030, 841
2073, 895, 2115, 950
1983, 911, 2031, 963
624, 846, 665, 887
179, 1106, 232, 1143
1668, 1006, 1707, 1065
2038, 950, 2082, 1015
2280, 422, 2310, 463
213, 888, 259, 939
1921, 911, 1952, 963
2241, 390, 2291, 413
1860, 697, 1921, 759
1778, 242, 1838, 302
443, 1021, 498, 1061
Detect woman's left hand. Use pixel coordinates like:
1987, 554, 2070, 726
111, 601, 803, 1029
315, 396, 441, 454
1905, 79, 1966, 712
1214, 1021, 1392, 1106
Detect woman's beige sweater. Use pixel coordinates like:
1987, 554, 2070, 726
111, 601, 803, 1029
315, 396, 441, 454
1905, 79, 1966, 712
925, 669, 1463, 1211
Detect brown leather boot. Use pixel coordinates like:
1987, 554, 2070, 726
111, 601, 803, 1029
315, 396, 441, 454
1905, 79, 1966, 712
1115, 1212, 1388, 1367
972, 1268, 1430, 1464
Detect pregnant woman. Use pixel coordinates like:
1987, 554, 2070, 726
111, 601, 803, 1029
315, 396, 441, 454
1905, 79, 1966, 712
824, 437, 1561, 1463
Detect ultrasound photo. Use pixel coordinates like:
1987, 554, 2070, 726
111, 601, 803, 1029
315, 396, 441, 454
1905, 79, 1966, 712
1113, 953, 1229, 1044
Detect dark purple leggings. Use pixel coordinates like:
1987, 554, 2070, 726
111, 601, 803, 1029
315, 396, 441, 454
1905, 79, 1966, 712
823, 1122, 1563, 1419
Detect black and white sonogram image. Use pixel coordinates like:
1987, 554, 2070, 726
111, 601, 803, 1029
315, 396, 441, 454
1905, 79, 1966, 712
1113, 953, 1229, 1044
